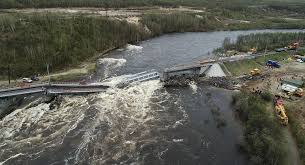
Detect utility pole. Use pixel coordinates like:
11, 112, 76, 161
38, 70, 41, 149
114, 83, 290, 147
105, 1, 109, 17
7, 64, 10, 84
46, 63, 50, 85
264, 45, 267, 59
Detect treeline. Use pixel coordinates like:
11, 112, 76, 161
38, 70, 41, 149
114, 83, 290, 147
268, 2, 305, 14
0, 0, 251, 9
0, 0, 208, 9
0, 14, 148, 78
1, 0, 304, 9
233, 92, 286, 165
141, 13, 222, 36
221, 32, 305, 52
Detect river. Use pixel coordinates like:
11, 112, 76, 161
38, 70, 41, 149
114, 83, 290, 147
0, 29, 304, 165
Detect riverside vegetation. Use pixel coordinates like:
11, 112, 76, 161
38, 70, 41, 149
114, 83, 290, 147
286, 104, 305, 164
233, 92, 286, 165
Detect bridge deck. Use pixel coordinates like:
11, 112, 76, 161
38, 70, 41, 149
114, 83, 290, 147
0, 87, 45, 98
0, 66, 215, 98
118, 71, 160, 87
125, 72, 159, 84
47, 88, 107, 94
0, 71, 160, 98
0, 83, 110, 98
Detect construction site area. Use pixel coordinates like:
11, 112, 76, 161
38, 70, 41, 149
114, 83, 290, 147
222, 42, 305, 125
219, 42, 305, 164
232, 57, 305, 127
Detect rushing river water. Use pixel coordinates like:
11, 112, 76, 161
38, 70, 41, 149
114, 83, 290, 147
1, 29, 305, 165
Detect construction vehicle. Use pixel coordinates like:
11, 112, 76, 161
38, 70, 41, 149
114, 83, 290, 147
288, 42, 299, 50
266, 60, 281, 68
249, 48, 257, 54
288, 88, 304, 97
274, 98, 288, 126
295, 88, 304, 97
250, 68, 261, 76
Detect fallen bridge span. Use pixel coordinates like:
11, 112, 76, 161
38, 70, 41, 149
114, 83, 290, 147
0, 70, 161, 98
0, 83, 110, 98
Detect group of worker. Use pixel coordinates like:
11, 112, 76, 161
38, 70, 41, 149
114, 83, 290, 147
252, 86, 263, 95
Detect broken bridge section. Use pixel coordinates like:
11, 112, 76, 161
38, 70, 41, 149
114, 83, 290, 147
162, 63, 215, 81
0, 85, 46, 98
0, 63, 226, 98
0, 83, 110, 98
117, 70, 160, 87
0, 71, 161, 98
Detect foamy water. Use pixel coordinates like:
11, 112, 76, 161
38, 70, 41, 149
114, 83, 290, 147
126, 44, 143, 52
189, 81, 198, 94
0, 79, 187, 164
101, 74, 132, 87
98, 58, 127, 78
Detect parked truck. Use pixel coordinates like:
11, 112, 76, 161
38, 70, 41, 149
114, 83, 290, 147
266, 60, 281, 68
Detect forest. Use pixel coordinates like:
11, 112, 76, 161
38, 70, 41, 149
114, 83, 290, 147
141, 13, 222, 36
0, 14, 148, 78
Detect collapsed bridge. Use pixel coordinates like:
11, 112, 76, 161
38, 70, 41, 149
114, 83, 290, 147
0, 70, 161, 98
0, 63, 218, 98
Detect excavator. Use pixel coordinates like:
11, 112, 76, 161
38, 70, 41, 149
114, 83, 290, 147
288, 88, 304, 97
250, 68, 261, 76
274, 98, 288, 126
295, 88, 304, 97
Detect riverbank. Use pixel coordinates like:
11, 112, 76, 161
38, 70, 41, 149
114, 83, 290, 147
233, 92, 287, 165
286, 101, 305, 164
0, 46, 119, 87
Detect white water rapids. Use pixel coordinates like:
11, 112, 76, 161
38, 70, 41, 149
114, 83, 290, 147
98, 58, 127, 78
0, 77, 187, 164
126, 44, 143, 52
